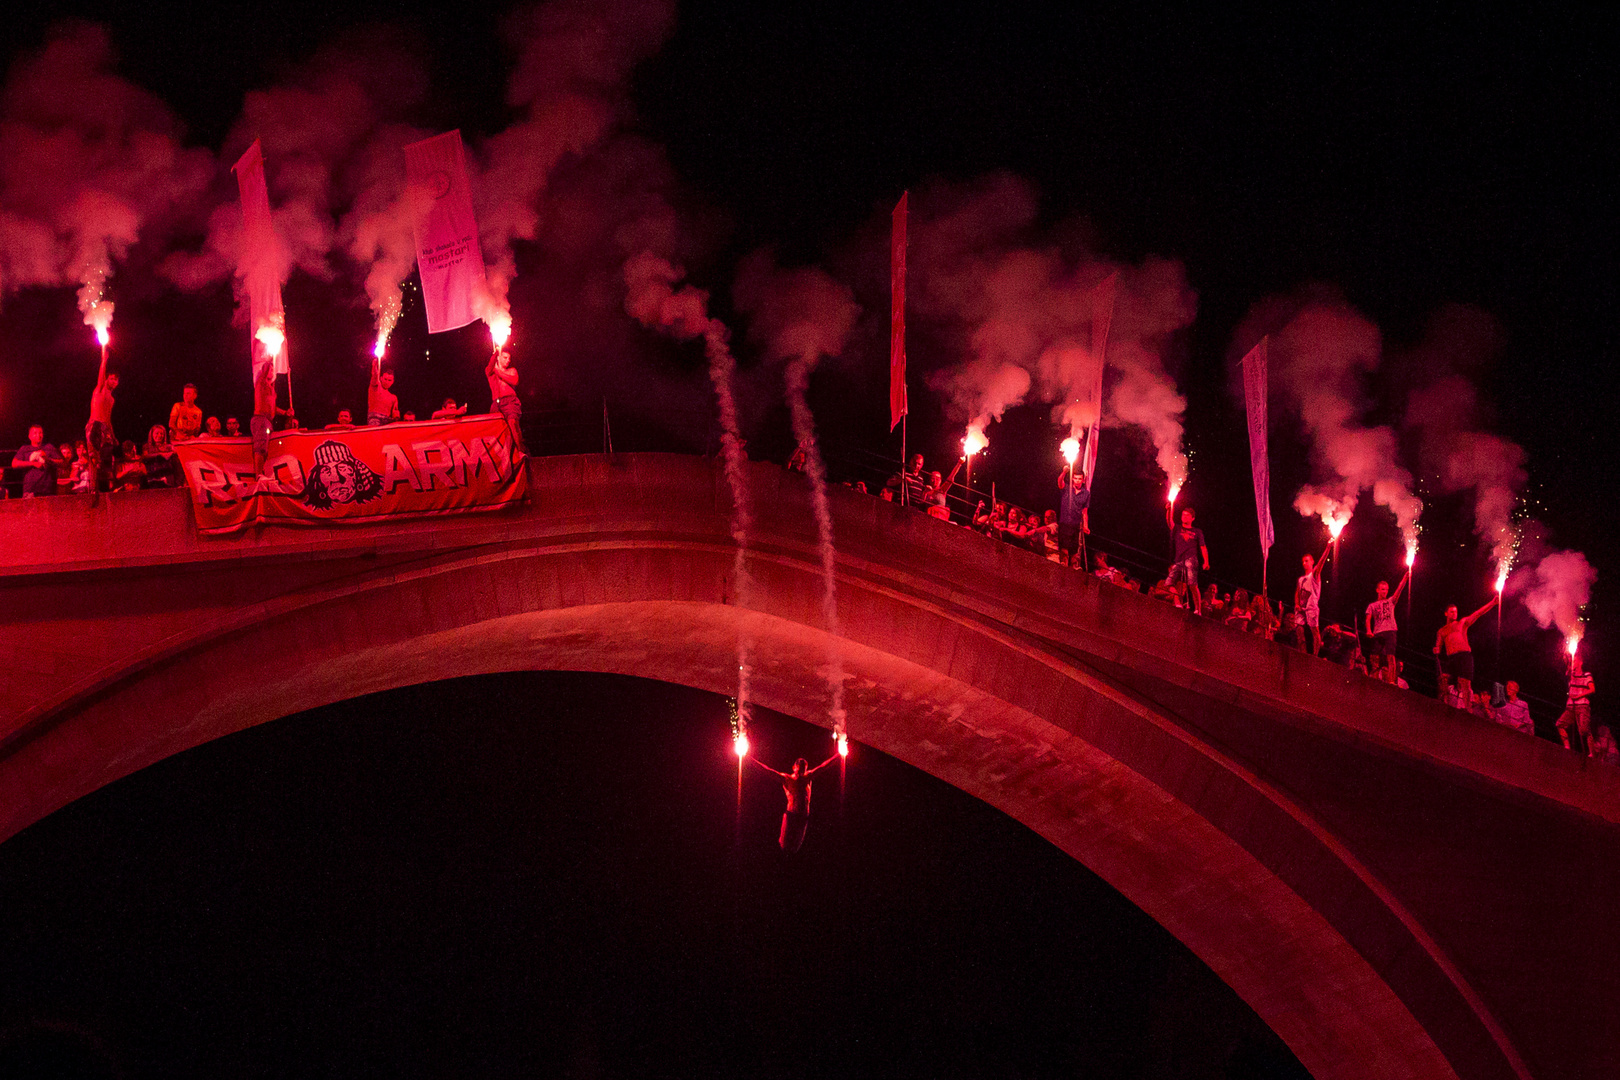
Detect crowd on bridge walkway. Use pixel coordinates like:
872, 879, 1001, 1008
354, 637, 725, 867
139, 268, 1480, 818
852, 450, 1613, 765
2, 348, 527, 498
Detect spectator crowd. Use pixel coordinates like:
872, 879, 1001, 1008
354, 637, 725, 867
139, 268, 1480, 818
874, 451, 1612, 764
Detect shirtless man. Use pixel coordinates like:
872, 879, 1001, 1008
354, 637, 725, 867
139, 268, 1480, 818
1295, 542, 1331, 655
168, 383, 203, 442
367, 357, 400, 426
252, 362, 293, 478
1433, 595, 1498, 706
85, 347, 119, 493
751, 752, 839, 853
486, 348, 526, 462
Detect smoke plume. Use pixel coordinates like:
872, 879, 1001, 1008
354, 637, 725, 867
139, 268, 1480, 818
469, 0, 676, 329
735, 251, 861, 737
0, 22, 211, 334
623, 250, 757, 706
1399, 305, 1526, 572
1519, 549, 1596, 641
908, 175, 1193, 485
1233, 291, 1421, 547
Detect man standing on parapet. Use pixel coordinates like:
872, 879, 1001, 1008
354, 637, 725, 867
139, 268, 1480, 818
252, 361, 293, 480
1557, 650, 1595, 756
85, 347, 118, 493
1165, 504, 1208, 614
1433, 595, 1498, 707
486, 347, 527, 465
1364, 572, 1409, 683
367, 355, 400, 426
1295, 542, 1331, 656
1056, 463, 1091, 569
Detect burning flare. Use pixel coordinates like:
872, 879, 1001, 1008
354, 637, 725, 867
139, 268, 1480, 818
962, 426, 988, 458
372, 335, 388, 360
255, 323, 285, 356
1567, 632, 1581, 659
733, 732, 750, 759
1167, 481, 1182, 504
1406, 543, 1418, 570
836, 733, 849, 758
1327, 516, 1347, 540
1060, 436, 1079, 466
94, 325, 110, 348
487, 314, 512, 350
1495, 564, 1510, 593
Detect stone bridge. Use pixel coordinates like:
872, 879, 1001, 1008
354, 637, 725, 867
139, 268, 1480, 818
1, 453, 1615, 1080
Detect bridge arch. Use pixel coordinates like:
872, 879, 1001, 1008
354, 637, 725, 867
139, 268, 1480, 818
4, 455, 1613, 1080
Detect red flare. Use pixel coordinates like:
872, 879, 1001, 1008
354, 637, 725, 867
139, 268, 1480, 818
733, 732, 750, 759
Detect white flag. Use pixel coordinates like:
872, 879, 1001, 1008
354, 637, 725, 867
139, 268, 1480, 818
404, 130, 487, 334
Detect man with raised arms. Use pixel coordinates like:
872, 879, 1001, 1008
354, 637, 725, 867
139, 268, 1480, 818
1363, 571, 1410, 683
486, 347, 526, 464
1165, 504, 1208, 614
1295, 542, 1331, 656
252, 362, 293, 479
84, 347, 119, 493
1433, 594, 1498, 707
367, 356, 400, 426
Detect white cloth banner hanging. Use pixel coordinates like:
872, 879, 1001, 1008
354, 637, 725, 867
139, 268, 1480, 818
404, 130, 487, 334
232, 140, 288, 376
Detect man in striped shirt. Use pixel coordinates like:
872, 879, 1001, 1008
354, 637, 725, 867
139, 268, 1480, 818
1557, 652, 1595, 756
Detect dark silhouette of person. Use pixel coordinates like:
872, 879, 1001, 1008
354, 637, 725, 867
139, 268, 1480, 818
751, 753, 838, 852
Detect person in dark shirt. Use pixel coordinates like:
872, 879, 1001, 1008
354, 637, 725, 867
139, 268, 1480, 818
1165, 505, 1209, 614
11, 426, 63, 497
751, 752, 839, 852
1056, 465, 1091, 569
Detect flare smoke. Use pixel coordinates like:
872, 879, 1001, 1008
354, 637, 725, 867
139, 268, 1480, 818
1519, 549, 1596, 641
623, 250, 756, 703
0, 23, 210, 333
1234, 292, 1421, 546
735, 252, 860, 737
911, 175, 1192, 486
1400, 306, 1526, 573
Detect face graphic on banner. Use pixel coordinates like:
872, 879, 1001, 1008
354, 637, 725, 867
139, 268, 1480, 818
301, 440, 385, 509
427, 170, 451, 199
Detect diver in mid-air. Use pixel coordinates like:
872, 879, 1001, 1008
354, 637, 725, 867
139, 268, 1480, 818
751, 753, 838, 853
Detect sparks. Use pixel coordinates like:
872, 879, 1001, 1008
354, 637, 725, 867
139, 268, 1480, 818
962, 427, 988, 458
733, 732, 750, 759
1060, 437, 1080, 466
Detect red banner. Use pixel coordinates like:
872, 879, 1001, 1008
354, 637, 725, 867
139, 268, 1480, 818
889, 191, 908, 432
174, 415, 528, 535
1240, 336, 1274, 558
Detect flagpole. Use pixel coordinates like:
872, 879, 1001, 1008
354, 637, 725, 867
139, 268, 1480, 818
900, 414, 908, 507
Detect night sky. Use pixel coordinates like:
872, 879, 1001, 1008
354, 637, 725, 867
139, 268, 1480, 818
2, 3, 1615, 1075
